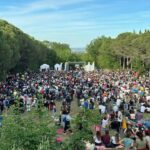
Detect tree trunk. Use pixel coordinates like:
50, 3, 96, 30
130, 59, 133, 70
143, 60, 145, 67
120, 57, 122, 69
126, 57, 128, 69
123, 56, 125, 70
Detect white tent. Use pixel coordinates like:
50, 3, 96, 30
54, 63, 62, 71
40, 64, 50, 71
84, 62, 95, 72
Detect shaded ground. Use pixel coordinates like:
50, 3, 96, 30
55, 97, 80, 116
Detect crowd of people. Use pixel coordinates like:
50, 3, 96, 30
0, 69, 150, 150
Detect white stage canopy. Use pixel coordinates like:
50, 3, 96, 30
40, 64, 50, 71
54, 63, 62, 71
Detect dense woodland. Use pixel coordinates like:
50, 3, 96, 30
0, 19, 150, 80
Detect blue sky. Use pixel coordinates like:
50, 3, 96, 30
0, 0, 150, 48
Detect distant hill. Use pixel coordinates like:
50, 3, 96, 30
71, 47, 85, 52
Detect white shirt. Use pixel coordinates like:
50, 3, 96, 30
99, 105, 106, 114
145, 136, 150, 149
101, 119, 109, 128
146, 107, 150, 112
140, 105, 146, 113
118, 111, 123, 122
116, 99, 121, 106
103, 97, 107, 103
146, 96, 150, 101
66, 115, 71, 121
94, 136, 102, 144
111, 136, 116, 144
113, 105, 118, 112
130, 114, 135, 120
27, 97, 32, 105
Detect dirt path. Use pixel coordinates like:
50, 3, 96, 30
55, 96, 80, 116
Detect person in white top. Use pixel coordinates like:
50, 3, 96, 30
144, 131, 150, 150
130, 113, 136, 120
116, 109, 123, 132
146, 107, 150, 112
27, 96, 32, 112
111, 133, 121, 147
101, 116, 109, 132
116, 98, 121, 107
94, 131, 102, 146
146, 95, 150, 101
113, 105, 118, 112
140, 104, 146, 113
103, 96, 107, 103
99, 103, 106, 114
118, 110, 123, 123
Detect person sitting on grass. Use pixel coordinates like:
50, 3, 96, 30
135, 131, 147, 150
120, 130, 134, 150
144, 130, 150, 150
94, 131, 102, 147
101, 130, 110, 147
94, 131, 105, 150
110, 133, 121, 148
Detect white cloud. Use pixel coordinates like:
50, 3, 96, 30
0, 0, 93, 16
1, 0, 150, 47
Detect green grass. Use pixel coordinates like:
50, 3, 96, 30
143, 113, 150, 120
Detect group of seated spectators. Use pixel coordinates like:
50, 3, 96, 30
0, 69, 149, 150
92, 128, 150, 150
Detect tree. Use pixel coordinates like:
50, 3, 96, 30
62, 109, 102, 150
0, 108, 57, 150
43, 41, 71, 63
86, 36, 119, 69
112, 32, 138, 69
131, 32, 150, 71
0, 19, 58, 76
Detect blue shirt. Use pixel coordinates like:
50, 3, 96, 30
123, 138, 134, 149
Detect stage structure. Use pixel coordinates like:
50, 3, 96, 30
64, 62, 86, 71
64, 61, 95, 71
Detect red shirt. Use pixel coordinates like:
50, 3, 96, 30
101, 134, 110, 145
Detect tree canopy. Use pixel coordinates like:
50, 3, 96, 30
85, 31, 150, 71
0, 19, 58, 79
43, 41, 71, 63
1, 19, 150, 79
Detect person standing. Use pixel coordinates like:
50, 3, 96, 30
101, 116, 109, 134
122, 116, 127, 131
99, 102, 106, 114
117, 108, 123, 132
64, 112, 71, 133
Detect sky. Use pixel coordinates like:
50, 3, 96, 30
0, 0, 150, 48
